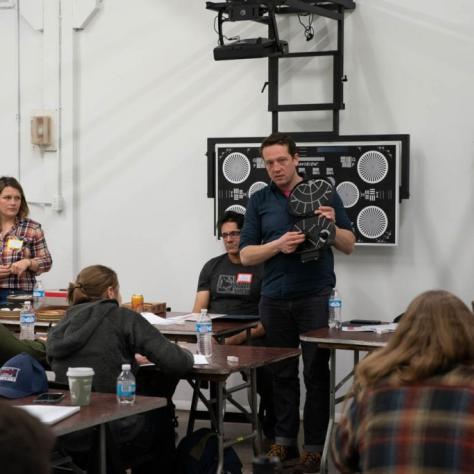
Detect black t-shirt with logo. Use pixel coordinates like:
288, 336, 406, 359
197, 253, 263, 315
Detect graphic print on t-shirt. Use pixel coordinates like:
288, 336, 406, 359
217, 274, 251, 296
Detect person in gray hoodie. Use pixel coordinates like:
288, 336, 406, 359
47, 264, 194, 473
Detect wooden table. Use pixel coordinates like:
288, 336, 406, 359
1, 311, 259, 342
300, 327, 390, 474
186, 343, 301, 474
8, 390, 166, 474
159, 312, 259, 343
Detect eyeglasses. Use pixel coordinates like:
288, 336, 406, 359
221, 231, 241, 239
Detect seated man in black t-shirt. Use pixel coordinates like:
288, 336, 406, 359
193, 211, 275, 440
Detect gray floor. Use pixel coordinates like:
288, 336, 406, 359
175, 410, 337, 473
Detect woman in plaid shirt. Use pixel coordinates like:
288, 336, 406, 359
0, 176, 52, 304
332, 290, 474, 473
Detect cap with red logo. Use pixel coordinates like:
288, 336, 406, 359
0, 353, 48, 399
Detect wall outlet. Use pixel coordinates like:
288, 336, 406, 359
52, 195, 64, 212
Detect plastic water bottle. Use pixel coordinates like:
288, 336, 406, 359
19, 301, 36, 341
116, 364, 136, 405
32, 280, 45, 310
328, 288, 342, 329
196, 308, 213, 357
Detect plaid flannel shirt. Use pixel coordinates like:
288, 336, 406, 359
0, 217, 52, 292
332, 366, 474, 474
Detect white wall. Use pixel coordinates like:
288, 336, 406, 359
1, 0, 473, 409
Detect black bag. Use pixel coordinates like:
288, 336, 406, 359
176, 428, 242, 474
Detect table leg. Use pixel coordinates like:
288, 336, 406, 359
216, 380, 225, 474
320, 347, 336, 474
250, 368, 262, 455
187, 380, 201, 435
99, 424, 106, 474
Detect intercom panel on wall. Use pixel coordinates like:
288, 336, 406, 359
207, 135, 410, 246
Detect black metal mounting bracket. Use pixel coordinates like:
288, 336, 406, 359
206, 1, 356, 135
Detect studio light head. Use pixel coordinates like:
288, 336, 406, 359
207, 1, 287, 60
213, 38, 288, 61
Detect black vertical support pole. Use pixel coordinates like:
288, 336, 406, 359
333, 6, 344, 135
269, 57, 279, 132
267, 8, 279, 133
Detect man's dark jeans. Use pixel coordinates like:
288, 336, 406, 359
259, 293, 330, 451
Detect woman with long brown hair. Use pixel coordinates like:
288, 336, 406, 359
332, 290, 474, 474
0, 176, 52, 303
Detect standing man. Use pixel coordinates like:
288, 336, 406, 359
239, 133, 355, 473
193, 211, 275, 441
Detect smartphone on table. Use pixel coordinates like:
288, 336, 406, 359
33, 392, 65, 404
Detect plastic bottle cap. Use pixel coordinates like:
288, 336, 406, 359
122, 364, 131, 370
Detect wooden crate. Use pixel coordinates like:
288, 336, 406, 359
122, 301, 167, 316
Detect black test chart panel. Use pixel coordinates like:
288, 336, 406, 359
211, 136, 409, 246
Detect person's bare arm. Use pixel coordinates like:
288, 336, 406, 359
192, 290, 211, 313
240, 231, 305, 266
10, 258, 39, 276
224, 322, 266, 345
334, 227, 356, 254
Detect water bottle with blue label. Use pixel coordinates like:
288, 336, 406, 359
116, 364, 136, 405
196, 308, 213, 357
19, 301, 36, 340
33, 280, 45, 310
328, 288, 342, 329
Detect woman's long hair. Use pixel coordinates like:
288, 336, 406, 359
355, 290, 474, 390
68, 265, 119, 305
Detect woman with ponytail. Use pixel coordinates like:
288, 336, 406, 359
47, 264, 194, 473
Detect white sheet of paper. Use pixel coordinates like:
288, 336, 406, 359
193, 354, 209, 365
141, 312, 185, 326
185, 313, 226, 322
16, 405, 80, 425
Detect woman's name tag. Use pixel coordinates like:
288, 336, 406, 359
6, 238, 23, 250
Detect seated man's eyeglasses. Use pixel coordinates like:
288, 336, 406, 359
221, 230, 241, 239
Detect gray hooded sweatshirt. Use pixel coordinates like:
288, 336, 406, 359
47, 299, 193, 392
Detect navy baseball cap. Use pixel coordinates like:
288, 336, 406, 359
0, 353, 48, 399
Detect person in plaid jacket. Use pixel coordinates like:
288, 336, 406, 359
332, 290, 474, 474
0, 176, 52, 303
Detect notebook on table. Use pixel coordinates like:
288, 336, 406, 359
16, 405, 80, 425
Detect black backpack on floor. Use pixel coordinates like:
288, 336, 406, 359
176, 428, 242, 474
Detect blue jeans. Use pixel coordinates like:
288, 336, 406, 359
259, 293, 330, 452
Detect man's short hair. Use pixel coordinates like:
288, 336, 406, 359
218, 211, 244, 231
260, 132, 297, 157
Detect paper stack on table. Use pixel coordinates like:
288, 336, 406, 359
342, 323, 398, 334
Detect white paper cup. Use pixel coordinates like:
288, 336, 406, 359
66, 367, 94, 406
